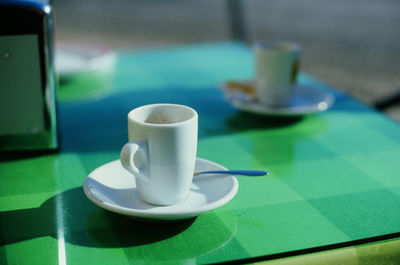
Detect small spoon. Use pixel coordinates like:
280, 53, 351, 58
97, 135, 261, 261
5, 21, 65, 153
194, 170, 268, 177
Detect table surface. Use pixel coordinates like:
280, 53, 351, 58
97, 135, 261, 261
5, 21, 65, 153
1, 42, 400, 265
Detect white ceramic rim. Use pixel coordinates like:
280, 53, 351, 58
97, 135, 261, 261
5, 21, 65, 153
253, 41, 301, 53
127, 103, 198, 128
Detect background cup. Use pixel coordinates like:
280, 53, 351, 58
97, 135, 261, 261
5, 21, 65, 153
120, 103, 198, 206
254, 41, 301, 106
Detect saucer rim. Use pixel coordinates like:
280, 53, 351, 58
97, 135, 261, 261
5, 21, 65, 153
55, 43, 115, 76
222, 81, 335, 116
83, 158, 239, 220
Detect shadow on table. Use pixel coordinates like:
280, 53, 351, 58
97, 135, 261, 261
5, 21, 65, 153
0, 187, 238, 262
0, 187, 194, 248
226, 111, 303, 131
0, 150, 58, 162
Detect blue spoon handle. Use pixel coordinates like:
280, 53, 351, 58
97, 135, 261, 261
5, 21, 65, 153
194, 170, 268, 176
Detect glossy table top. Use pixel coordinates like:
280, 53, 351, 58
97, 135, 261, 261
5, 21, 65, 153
1, 42, 400, 264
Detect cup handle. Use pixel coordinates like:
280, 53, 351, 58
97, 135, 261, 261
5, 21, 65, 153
120, 140, 149, 179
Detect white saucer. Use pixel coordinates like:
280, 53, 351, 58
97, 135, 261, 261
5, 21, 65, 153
222, 81, 334, 116
55, 42, 115, 77
83, 158, 239, 221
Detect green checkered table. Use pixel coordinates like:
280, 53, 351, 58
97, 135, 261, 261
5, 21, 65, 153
1, 42, 400, 264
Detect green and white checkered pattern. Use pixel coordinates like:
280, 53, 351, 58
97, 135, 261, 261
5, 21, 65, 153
1, 43, 400, 265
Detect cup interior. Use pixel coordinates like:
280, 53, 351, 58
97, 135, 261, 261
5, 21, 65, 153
130, 104, 195, 125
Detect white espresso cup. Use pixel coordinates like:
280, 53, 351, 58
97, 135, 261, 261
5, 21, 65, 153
120, 103, 198, 206
254, 41, 300, 106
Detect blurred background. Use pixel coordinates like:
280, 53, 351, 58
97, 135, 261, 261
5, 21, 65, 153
52, 0, 400, 121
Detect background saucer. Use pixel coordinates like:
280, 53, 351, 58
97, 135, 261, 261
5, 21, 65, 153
55, 42, 115, 77
222, 82, 334, 116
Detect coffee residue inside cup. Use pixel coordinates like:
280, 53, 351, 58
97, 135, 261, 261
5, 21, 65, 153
145, 111, 173, 124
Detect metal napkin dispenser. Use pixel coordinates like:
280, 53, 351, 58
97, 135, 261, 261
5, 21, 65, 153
0, 0, 57, 151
